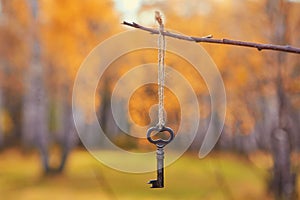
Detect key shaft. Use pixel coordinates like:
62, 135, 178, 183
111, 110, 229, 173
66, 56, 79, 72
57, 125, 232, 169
148, 147, 164, 188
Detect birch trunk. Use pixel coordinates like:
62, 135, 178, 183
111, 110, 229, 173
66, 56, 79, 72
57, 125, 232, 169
0, 88, 3, 147
266, 0, 296, 198
58, 94, 78, 172
22, 0, 49, 173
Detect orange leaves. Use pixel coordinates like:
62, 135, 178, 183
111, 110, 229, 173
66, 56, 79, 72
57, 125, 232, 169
25, 0, 123, 124
137, 0, 283, 134
129, 84, 180, 127
233, 66, 249, 87
40, 0, 120, 86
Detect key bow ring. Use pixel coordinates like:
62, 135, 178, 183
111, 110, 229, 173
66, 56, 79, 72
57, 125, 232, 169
147, 125, 174, 148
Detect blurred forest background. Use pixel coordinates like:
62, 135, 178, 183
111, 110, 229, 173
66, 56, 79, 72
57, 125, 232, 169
1, 0, 300, 199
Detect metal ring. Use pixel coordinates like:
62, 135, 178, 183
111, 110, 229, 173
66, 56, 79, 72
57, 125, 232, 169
147, 126, 174, 147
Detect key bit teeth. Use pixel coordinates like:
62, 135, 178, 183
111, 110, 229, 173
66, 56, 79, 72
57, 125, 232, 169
148, 180, 163, 188
148, 179, 158, 188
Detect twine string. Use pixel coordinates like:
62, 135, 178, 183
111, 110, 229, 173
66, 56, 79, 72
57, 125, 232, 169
156, 11, 166, 129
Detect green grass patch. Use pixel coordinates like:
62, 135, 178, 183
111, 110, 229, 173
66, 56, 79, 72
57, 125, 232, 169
0, 149, 276, 199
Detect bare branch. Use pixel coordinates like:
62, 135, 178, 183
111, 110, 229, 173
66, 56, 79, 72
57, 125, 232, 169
122, 21, 300, 54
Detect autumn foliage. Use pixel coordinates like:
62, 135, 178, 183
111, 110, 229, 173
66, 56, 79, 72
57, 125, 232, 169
0, 0, 299, 183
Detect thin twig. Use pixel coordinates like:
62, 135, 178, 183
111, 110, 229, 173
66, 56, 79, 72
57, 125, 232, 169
122, 21, 300, 54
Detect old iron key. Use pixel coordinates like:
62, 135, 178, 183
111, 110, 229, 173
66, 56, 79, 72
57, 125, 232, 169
147, 126, 174, 188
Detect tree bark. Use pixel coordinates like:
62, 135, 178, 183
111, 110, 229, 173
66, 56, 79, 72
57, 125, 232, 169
266, 0, 297, 199
23, 0, 49, 173
0, 88, 3, 148
0, 0, 4, 148
270, 128, 296, 199
57, 97, 78, 172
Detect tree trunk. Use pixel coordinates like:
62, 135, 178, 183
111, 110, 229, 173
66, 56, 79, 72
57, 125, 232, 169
57, 99, 78, 172
0, 88, 3, 148
270, 128, 296, 199
266, 0, 297, 198
23, 0, 49, 173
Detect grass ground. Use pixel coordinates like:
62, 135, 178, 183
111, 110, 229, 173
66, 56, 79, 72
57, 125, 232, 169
0, 148, 281, 200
